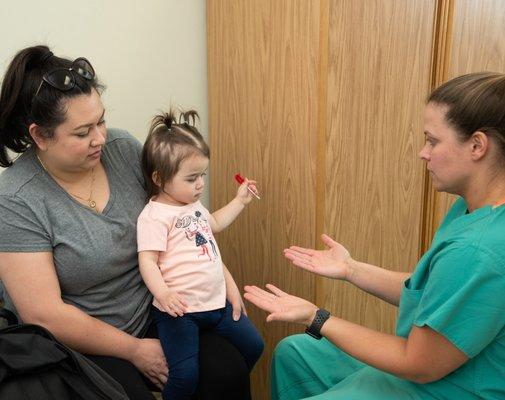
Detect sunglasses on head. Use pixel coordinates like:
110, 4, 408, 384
33, 57, 95, 100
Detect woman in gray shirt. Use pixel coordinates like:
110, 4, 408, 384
0, 45, 251, 400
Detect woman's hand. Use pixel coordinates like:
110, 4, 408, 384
244, 284, 318, 326
129, 338, 168, 390
156, 290, 187, 317
235, 178, 259, 205
284, 234, 352, 280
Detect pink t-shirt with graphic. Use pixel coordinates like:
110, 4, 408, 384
137, 200, 226, 313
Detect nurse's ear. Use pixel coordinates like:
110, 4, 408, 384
469, 131, 489, 161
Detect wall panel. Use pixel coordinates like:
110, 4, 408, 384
322, 0, 436, 332
207, 1, 321, 397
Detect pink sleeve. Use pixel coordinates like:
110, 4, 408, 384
137, 213, 169, 252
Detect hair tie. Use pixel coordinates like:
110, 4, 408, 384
41, 51, 54, 63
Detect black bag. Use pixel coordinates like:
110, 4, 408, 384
0, 322, 129, 399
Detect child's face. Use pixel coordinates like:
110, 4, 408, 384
157, 153, 209, 206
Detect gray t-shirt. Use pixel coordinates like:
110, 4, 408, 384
0, 128, 152, 336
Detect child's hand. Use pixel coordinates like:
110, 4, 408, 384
156, 290, 188, 317
236, 178, 259, 205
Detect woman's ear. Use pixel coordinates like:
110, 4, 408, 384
28, 123, 49, 151
469, 131, 489, 161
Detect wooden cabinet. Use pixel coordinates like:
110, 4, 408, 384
207, 1, 505, 398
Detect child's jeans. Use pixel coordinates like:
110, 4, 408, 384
153, 301, 264, 400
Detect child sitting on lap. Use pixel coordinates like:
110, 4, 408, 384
137, 109, 264, 400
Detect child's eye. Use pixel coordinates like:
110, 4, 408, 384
75, 131, 89, 138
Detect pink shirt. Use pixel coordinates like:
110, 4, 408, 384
137, 200, 226, 313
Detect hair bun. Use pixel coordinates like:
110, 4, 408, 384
179, 110, 199, 126
162, 112, 174, 130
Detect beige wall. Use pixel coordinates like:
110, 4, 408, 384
0, 0, 209, 202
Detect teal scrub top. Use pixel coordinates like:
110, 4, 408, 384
271, 198, 505, 400
396, 197, 505, 399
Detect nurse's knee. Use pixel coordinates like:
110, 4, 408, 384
273, 334, 309, 366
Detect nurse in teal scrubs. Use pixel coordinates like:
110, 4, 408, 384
244, 72, 505, 400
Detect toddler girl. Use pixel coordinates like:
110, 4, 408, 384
137, 110, 264, 400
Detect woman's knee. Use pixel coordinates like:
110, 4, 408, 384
197, 332, 251, 399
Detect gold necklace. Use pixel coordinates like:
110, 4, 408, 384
37, 154, 97, 211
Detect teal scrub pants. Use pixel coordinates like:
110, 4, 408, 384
271, 334, 466, 400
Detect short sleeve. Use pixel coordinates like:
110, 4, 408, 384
0, 195, 52, 252
137, 211, 168, 252
414, 244, 505, 357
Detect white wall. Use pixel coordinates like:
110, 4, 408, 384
0, 0, 210, 203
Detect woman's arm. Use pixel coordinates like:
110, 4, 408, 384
244, 284, 468, 383
0, 251, 168, 388
345, 259, 410, 306
321, 316, 467, 383
284, 234, 409, 306
208, 178, 258, 233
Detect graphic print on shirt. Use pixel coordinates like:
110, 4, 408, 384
195, 211, 218, 257
175, 212, 216, 262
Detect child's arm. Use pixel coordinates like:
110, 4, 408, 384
139, 251, 187, 317
223, 263, 247, 321
209, 178, 258, 233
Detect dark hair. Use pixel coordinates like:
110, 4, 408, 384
0, 45, 103, 167
141, 109, 210, 199
428, 72, 505, 159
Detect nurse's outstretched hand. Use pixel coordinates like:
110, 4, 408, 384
284, 234, 352, 280
244, 284, 318, 326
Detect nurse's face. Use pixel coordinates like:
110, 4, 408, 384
419, 102, 473, 195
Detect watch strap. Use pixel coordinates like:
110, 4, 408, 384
305, 308, 330, 339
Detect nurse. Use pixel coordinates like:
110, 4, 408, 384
244, 72, 505, 400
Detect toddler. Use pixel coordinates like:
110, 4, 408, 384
137, 110, 264, 400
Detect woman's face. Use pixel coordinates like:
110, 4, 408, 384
419, 102, 473, 195
41, 89, 107, 172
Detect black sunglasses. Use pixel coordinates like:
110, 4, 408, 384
33, 57, 95, 100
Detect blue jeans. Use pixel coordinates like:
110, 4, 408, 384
153, 302, 264, 400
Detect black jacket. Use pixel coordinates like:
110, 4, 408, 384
0, 323, 129, 399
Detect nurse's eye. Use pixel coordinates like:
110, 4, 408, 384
425, 137, 437, 147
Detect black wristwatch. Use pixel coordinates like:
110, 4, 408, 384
305, 308, 331, 340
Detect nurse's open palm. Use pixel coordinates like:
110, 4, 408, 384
244, 284, 318, 326
284, 234, 351, 280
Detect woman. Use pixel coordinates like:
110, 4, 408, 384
0, 45, 251, 400
245, 72, 505, 400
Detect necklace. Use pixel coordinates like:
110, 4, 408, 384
37, 154, 97, 211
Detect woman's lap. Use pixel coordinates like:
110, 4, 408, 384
85, 326, 251, 400
84, 354, 157, 400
